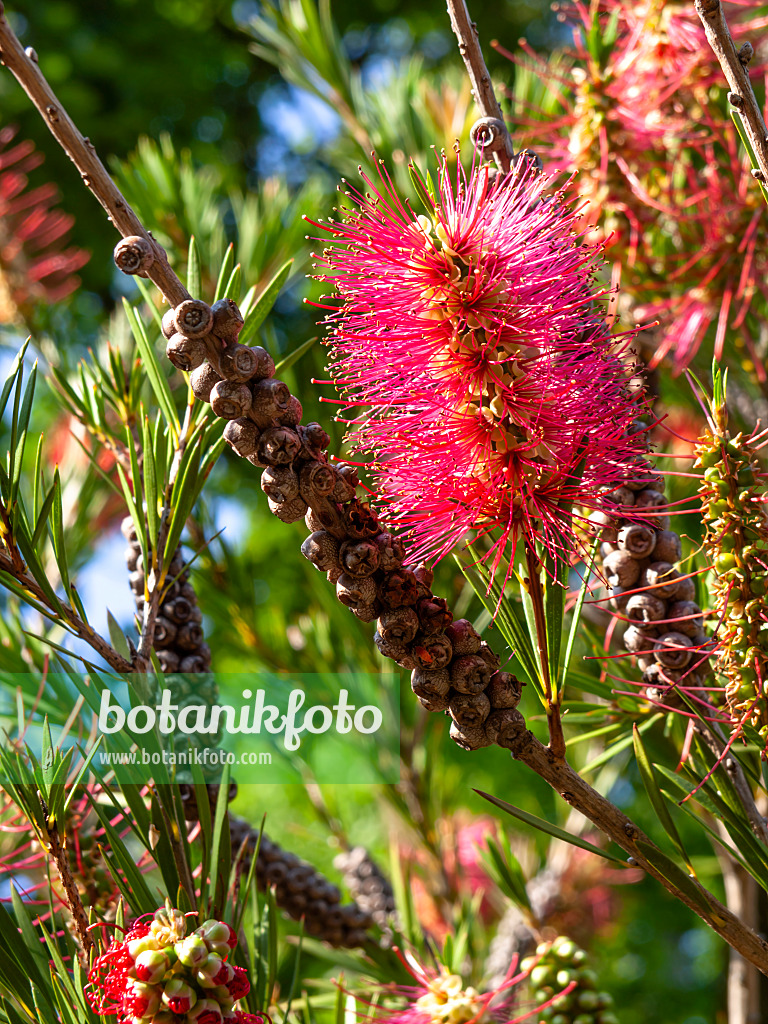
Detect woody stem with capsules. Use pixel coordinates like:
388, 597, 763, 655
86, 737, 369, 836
444, 0, 514, 171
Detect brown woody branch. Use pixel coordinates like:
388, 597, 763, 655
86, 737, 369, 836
0, 2, 188, 307
0, 550, 133, 672
694, 0, 768, 185
505, 727, 768, 977
3, 0, 768, 977
445, 0, 515, 171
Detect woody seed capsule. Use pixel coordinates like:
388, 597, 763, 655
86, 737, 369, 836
210, 380, 253, 419
374, 631, 416, 668
190, 361, 223, 402
411, 633, 452, 670
450, 653, 494, 694
210, 297, 244, 343
415, 596, 453, 635
269, 495, 310, 523
336, 573, 377, 608
445, 619, 482, 655
223, 417, 261, 458
114, 235, 154, 276
374, 532, 405, 570
450, 720, 493, 750
339, 539, 380, 576
351, 601, 380, 622
174, 298, 214, 338
450, 691, 491, 728
217, 343, 266, 382
625, 593, 667, 623
261, 465, 300, 503
484, 708, 526, 748
618, 524, 657, 558
300, 461, 337, 500
377, 607, 419, 643
486, 671, 522, 709
250, 378, 291, 425
280, 396, 303, 426
166, 333, 207, 372
257, 426, 301, 466
603, 549, 641, 588
411, 666, 451, 700
301, 531, 340, 571
653, 631, 692, 669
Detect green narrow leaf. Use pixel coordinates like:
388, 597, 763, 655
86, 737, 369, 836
274, 336, 318, 375
50, 469, 70, 593
633, 725, 692, 871
559, 535, 599, 694
123, 298, 179, 430
187, 236, 202, 298
0, 342, 29, 423
106, 610, 132, 662
239, 259, 293, 345
634, 840, 713, 917
141, 414, 159, 550
224, 263, 242, 302
214, 244, 235, 303
477, 789, 628, 864
30, 481, 56, 549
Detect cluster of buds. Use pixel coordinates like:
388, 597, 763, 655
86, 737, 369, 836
86, 903, 264, 1024
593, 460, 711, 706
522, 936, 618, 1024
695, 409, 768, 741
136, 279, 525, 754
229, 816, 373, 947
333, 845, 397, 932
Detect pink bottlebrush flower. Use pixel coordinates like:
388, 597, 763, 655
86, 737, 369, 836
372, 949, 575, 1024
315, 156, 648, 576
0, 124, 89, 322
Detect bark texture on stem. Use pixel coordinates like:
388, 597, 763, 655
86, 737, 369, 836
504, 726, 768, 977
718, 835, 762, 1024
0, 3, 188, 307
445, 0, 514, 171
694, 0, 768, 185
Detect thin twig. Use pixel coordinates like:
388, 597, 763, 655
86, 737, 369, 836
0, 551, 133, 672
445, 0, 514, 171
694, 0, 768, 185
43, 806, 95, 966
503, 726, 768, 976
0, 3, 188, 307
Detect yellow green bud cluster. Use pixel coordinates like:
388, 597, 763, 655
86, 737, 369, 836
522, 936, 618, 1024
695, 418, 768, 741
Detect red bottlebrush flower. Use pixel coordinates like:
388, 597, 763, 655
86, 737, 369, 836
373, 949, 575, 1024
316, 156, 647, 577
225, 967, 251, 1002
0, 125, 89, 323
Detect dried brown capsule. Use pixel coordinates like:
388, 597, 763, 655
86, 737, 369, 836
617, 524, 657, 559
653, 631, 692, 669
374, 532, 405, 571
653, 530, 683, 563
625, 593, 667, 624
164, 596, 194, 625
478, 641, 501, 672
445, 619, 482, 656
180, 651, 212, 672
374, 631, 416, 668
416, 691, 450, 713
623, 624, 657, 654
666, 600, 704, 637
350, 601, 380, 622
343, 500, 380, 539
190, 361, 223, 403
125, 546, 140, 572
450, 691, 491, 729
673, 574, 696, 602
301, 531, 340, 572
450, 653, 494, 694
210, 380, 253, 419
336, 573, 377, 608
603, 549, 641, 589
642, 561, 683, 599
280, 396, 303, 427
114, 235, 154, 276
210, 297, 244, 343
378, 568, 420, 607
415, 596, 453, 635
176, 622, 204, 651
166, 333, 207, 372
250, 378, 291, 425
486, 671, 522, 709
257, 426, 301, 466
340, 539, 380, 576
121, 516, 138, 542
305, 502, 344, 536
411, 667, 451, 701
411, 634, 453, 671
300, 461, 337, 501
300, 422, 331, 452
262, 465, 300, 503
268, 495, 309, 523
153, 616, 178, 648
217, 343, 268, 383
634, 489, 667, 518
377, 607, 419, 644
484, 708, 526, 749
332, 472, 357, 503
602, 485, 636, 508
129, 570, 145, 596
174, 298, 214, 338
414, 563, 434, 588
157, 649, 180, 673
223, 417, 261, 458
161, 307, 177, 340
450, 720, 493, 750
326, 566, 343, 583
608, 587, 631, 611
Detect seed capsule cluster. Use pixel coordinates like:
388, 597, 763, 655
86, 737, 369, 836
522, 936, 618, 1024
333, 845, 397, 933
695, 421, 768, 740
158, 294, 524, 753
594, 464, 710, 705
229, 816, 373, 947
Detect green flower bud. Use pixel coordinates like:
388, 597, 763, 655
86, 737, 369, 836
176, 934, 210, 969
